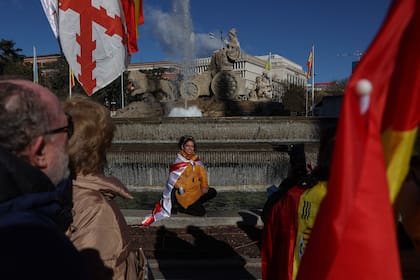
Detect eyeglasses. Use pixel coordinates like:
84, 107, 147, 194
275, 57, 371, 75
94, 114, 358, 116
43, 113, 74, 139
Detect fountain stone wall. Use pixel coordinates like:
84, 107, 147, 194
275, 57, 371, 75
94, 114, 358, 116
106, 117, 337, 192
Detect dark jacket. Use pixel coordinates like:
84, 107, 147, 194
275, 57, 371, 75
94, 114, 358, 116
0, 147, 89, 279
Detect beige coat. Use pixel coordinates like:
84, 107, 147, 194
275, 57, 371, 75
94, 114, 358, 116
66, 174, 145, 280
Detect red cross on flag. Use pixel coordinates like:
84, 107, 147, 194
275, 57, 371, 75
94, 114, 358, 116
58, 0, 129, 95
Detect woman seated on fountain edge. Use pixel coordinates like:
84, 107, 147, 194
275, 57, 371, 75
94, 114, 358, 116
141, 135, 217, 226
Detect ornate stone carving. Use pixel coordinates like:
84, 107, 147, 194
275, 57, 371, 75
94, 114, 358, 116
251, 72, 273, 100
211, 71, 238, 99
208, 28, 241, 75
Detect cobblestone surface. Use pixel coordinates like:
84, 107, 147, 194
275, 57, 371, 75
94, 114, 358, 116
128, 224, 420, 279
129, 224, 262, 260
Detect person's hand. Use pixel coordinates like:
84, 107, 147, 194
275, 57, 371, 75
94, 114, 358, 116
201, 188, 208, 194
178, 186, 184, 195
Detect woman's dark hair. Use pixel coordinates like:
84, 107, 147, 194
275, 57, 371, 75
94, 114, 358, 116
178, 135, 196, 150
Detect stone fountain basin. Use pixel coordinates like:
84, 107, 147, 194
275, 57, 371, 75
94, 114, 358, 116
107, 116, 337, 192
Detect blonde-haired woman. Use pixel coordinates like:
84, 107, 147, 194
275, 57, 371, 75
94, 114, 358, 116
64, 95, 145, 280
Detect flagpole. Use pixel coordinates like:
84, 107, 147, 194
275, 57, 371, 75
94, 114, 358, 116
311, 45, 315, 116
121, 74, 124, 109
268, 52, 272, 85
69, 65, 72, 99
33, 46, 38, 84
305, 82, 308, 117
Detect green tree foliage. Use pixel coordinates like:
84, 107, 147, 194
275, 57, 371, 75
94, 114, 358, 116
0, 39, 31, 78
45, 57, 124, 109
281, 82, 307, 115
325, 79, 348, 95
42, 56, 73, 100
3, 60, 32, 79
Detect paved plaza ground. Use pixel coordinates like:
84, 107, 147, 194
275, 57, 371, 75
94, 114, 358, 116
125, 210, 420, 279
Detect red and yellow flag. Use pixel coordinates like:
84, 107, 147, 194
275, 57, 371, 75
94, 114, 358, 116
262, 182, 327, 280
122, 0, 144, 54
297, 1, 420, 279
306, 47, 313, 79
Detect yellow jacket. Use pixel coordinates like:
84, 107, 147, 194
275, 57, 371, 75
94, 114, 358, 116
174, 154, 209, 208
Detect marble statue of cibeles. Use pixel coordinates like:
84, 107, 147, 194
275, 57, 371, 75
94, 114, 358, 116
209, 28, 241, 75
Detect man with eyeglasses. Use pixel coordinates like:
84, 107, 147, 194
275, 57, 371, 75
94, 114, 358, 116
0, 79, 88, 279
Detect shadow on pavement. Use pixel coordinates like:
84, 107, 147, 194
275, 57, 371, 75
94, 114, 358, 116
237, 210, 263, 250
153, 225, 257, 279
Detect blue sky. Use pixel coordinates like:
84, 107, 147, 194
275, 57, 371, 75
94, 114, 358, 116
1, 0, 391, 82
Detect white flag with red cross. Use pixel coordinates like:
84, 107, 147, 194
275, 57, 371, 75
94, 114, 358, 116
58, 0, 129, 95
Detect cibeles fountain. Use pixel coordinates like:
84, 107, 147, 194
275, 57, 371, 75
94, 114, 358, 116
114, 27, 281, 118
106, 0, 336, 194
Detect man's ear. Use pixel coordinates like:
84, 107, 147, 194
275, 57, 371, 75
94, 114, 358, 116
28, 136, 47, 169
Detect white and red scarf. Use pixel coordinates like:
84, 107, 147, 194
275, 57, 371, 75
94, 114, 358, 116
141, 153, 203, 226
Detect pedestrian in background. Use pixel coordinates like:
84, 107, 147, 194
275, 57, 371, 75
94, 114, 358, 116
261, 136, 334, 280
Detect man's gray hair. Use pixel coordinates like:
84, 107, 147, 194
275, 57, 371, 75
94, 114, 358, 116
0, 81, 52, 155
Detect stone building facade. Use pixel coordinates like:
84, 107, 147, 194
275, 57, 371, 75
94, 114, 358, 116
192, 52, 306, 101
127, 52, 306, 102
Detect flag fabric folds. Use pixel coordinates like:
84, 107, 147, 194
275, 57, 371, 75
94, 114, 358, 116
262, 187, 306, 280
136, 0, 144, 26
40, 0, 59, 37
297, 1, 420, 279
58, 0, 129, 95
262, 182, 327, 280
122, 0, 144, 54
40, 0, 139, 95
306, 47, 313, 79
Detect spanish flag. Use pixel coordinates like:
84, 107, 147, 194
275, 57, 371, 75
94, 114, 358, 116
122, 0, 144, 54
306, 47, 313, 79
262, 182, 327, 280
297, 0, 420, 279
